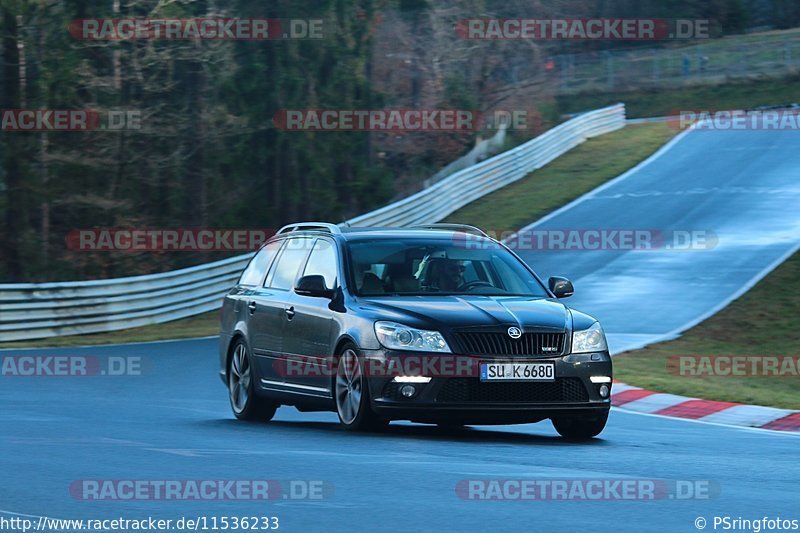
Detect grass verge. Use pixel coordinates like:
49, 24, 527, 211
445, 122, 678, 230
614, 251, 800, 410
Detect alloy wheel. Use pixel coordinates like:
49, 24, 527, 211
335, 349, 362, 424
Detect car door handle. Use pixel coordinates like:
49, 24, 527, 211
248, 301, 257, 314
285, 306, 295, 320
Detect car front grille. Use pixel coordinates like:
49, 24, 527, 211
436, 378, 588, 404
454, 331, 566, 356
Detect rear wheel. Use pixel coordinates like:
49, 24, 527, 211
334, 346, 388, 431
229, 341, 278, 421
551, 412, 608, 440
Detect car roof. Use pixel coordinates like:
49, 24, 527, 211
269, 222, 499, 247
342, 227, 474, 240
278, 226, 495, 242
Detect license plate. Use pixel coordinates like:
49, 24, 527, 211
480, 362, 555, 382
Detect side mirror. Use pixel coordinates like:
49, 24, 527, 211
295, 275, 334, 299
548, 276, 574, 298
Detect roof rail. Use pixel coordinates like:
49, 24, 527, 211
276, 222, 343, 235
410, 224, 490, 238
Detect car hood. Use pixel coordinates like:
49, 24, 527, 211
357, 295, 570, 332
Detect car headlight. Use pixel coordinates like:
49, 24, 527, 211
571, 322, 608, 353
374, 321, 451, 353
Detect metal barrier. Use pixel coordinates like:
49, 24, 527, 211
0, 104, 625, 341
349, 104, 625, 227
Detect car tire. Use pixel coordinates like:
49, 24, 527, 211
551, 411, 609, 440
334, 345, 388, 431
228, 340, 278, 422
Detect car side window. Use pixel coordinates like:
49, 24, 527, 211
302, 239, 338, 289
238, 240, 281, 286
266, 237, 314, 290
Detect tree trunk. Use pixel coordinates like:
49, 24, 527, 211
1, 6, 25, 280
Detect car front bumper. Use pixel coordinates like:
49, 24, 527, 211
363, 349, 612, 424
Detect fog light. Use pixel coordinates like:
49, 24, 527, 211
599, 384, 610, 398
400, 385, 417, 398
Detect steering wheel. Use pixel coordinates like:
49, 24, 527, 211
458, 280, 494, 292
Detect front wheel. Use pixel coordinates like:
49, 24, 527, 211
229, 341, 278, 421
551, 412, 608, 440
334, 346, 387, 431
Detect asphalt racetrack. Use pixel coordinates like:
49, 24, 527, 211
2, 127, 800, 532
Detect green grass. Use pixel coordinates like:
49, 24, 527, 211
0, 312, 220, 349
614, 251, 800, 410
558, 74, 800, 118
445, 122, 678, 230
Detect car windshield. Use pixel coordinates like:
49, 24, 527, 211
347, 238, 548, 297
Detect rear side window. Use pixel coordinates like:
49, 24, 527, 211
302, 239, 338, 289
239, 241, 281, 286
267, 237, 314, 290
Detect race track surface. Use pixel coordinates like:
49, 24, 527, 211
1, 338, 798, 532
3, 127, 800, 532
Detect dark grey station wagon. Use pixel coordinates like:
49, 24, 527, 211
219, 223, 612, 439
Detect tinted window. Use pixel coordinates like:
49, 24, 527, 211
238, 241, 281, 286
267, 237, 314, 290
302, 239, 338, 289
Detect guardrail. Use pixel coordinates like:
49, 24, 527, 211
0, 104, 625, 342
349, 104, 625, 227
